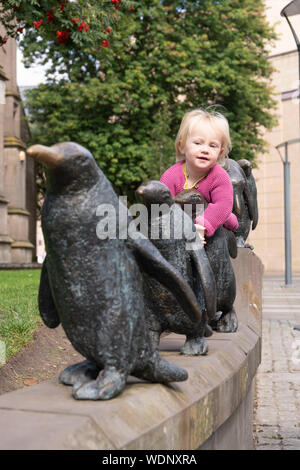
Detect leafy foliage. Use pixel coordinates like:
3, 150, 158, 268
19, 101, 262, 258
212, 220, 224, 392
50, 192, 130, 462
0, 0, 134, 52
22, 0, 278, 200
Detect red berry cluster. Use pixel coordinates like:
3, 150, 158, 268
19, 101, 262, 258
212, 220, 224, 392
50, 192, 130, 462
29, 2, 91, 45
112, 0, 121, 11
33, 19, 43, 29
1, 0, 133, 48
46, 9, 56, 23
59, 1, 66, 12
12, 3, 21, 11
56, 30, 69, 44
101, 24, 112, 48
78, 22, 89, 32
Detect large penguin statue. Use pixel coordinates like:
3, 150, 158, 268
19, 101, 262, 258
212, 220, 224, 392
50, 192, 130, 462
27, 142, 204, 400
135, 181, 217, 355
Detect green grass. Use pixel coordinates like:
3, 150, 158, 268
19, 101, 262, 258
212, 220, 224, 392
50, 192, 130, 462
0, 269, 41, 362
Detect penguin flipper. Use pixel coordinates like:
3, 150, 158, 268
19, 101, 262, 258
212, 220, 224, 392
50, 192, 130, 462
243, 179, 255, 222
38, 258, 61, 328
127, 235, 202, 323
224, 228, 238, 259
248, 173, 259, 230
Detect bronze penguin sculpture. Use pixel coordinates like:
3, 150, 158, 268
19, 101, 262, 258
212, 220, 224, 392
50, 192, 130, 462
27, 142, 205, 400
224, 158, 258, 249
237, 158, 258, 237
175, 188, 238, 333
135, 180, 217, 355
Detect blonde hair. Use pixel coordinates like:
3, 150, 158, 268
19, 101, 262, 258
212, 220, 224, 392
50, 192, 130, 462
175, 108, 232, 165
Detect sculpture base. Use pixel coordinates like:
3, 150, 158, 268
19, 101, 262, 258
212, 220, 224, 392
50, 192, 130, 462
0, 248, 262, 450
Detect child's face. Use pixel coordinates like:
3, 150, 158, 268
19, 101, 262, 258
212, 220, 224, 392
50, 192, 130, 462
180, 120, 224, 175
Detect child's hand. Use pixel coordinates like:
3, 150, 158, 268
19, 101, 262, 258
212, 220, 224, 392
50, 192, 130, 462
195, 224, 206, 246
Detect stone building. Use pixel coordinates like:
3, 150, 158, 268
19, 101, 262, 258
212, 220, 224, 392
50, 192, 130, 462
248, 1, 300, 273
0, 28, 35, 263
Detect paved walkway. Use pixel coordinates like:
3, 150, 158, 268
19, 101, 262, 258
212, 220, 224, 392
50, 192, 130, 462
254, 275, 300, 450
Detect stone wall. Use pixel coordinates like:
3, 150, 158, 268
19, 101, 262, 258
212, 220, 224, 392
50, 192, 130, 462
0, 27, 35, 263
0, 248, 263, 450
248, 1, 300, 273
248, 49, 300, 273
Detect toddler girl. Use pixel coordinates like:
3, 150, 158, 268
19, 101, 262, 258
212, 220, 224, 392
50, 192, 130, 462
160, 108, 238, 244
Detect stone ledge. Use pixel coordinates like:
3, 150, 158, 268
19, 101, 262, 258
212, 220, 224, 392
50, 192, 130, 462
0, 69, 8, 81
0, 328, 260, 450
11, 241, 35, 249
0, 195, 9, 205
5, 90, 21, 101
0, 263, 41, 270
8, 207, 31, 216
4, 136, 26, 150
0, 235, 13, 245
0, 249, 263, 450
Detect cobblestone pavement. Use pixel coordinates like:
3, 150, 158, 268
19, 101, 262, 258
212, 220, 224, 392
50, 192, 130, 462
253, 275, 300, 450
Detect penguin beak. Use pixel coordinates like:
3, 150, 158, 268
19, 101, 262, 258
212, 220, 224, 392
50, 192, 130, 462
136, 185, 145, 196
135, 185, 146, 203
27, 144, 63, 169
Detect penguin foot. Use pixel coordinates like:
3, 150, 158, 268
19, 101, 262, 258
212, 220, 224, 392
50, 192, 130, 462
237, 240, 254, 250
180, 336, 208, 356
214, 311, 223, 322
72, 367, 127, 400
204, 324, 213, 337
244, 243, 254, 250
213, 310, 238, 333
59, 360, 100, 387
137, 353, 188, 383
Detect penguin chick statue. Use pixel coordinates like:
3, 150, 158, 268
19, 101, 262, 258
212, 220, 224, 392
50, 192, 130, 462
27, 142, 204, 401
175, 189, 238, 333
136, 181, 217, 356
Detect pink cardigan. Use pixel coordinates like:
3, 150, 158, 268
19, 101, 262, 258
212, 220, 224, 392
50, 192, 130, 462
160, 161, 238, 237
